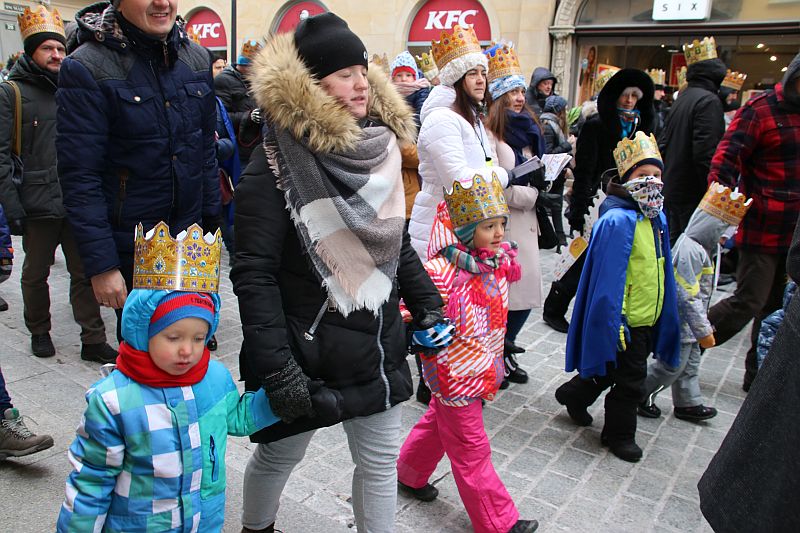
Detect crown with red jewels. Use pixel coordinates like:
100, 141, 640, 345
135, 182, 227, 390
17, 6, 65, 41
133, 222, 222, 293
240, 39, 262, 61
721, 70, 747, 91
444, 173, 509, 228
485, 43, 522, 84
683, 36, 717, 65
186, 27, 201, 45
699, 182, 752, 226
431, 24, 481, 72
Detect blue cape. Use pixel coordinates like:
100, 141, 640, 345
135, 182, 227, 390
565, 196, 681, 378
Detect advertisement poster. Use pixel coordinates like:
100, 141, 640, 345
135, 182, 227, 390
577, 45, 597, 104
669, 53, 687, 87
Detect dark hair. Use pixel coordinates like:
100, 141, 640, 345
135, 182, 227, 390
484, 91, 543, 142
451, 71, 489, 127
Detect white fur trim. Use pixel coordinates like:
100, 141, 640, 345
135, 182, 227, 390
439, 52, 489, 87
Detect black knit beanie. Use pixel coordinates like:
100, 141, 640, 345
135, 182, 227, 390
294, 12, 368, 79
24, 31, 66, 57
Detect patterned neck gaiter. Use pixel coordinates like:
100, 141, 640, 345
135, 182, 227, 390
623, 176, 664, 219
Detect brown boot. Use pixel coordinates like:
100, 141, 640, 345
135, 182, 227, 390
0, 408, 54, 460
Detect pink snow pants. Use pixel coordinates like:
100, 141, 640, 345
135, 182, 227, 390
397, 398, 519, 533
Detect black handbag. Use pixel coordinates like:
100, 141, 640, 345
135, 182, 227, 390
536, 204, 559, 250
3, 81, 23, 191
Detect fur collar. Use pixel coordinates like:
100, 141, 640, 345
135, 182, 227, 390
248, 32, 416, 154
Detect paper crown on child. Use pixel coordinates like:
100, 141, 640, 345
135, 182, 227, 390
699, 182, 752, 226
370, 53, 390, 75
646, 68, 666, 88
594, 65, 620, 94
431, 25, 485, 86
613, 132, 663, 179
238, 39, 262, 64
186, 26, 202, 45
683, 36, 717, 65
415, 50, 439, 81
17, 6, 65, 41
677, 66, 688, 91
721, 70, 747, 91
133, 222, 222, 293
444, 173, 509, 228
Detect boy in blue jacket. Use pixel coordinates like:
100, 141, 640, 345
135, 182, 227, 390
554, 132, 681, 463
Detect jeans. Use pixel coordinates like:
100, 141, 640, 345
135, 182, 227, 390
0, 365, 12, 412
242, 405, 402, 532
644, 342, 703, 408
398, 399, 518, 533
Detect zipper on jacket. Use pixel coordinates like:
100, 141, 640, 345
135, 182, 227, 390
209, 435, 219, 482
115, 169, 128, 227
653, 222, 663, 325
376, 308, 391, 410
304, 299, 330, 341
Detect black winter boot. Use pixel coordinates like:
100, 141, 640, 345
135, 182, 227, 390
542, 283, 570, 333
508, 519, 539, 532
503, 351, 529, 384
415, 353, 431, 405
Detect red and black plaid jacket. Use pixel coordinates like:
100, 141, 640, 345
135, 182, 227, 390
708, 83, 800, 254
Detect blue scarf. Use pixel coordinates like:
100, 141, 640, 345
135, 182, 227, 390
503, 110, 546, 165
617, 108, 640, 139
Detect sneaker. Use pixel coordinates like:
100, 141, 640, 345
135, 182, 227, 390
0, 408, 54, 460
80, 343, 118, 364
601, 435, 642, 463
0, 295, 8, 312
398, 481, 439, 502
504, 352, 529, 384
207, 335, 218, 352
637, 402, 662, 418
674, 405, 718, 422
31, 334, 55, 358
554, 387, 593, 426
542, 313, 569, 334
508, 519, 539, 533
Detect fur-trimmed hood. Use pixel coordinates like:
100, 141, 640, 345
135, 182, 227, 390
248, 32, 416, 154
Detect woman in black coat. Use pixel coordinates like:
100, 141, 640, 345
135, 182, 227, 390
232, 14, 445, 533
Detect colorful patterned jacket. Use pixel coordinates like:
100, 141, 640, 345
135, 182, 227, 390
412, 202, 517, 407
57, 361, 278, 532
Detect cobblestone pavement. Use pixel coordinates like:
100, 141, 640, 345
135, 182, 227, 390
0, 236, 748, 532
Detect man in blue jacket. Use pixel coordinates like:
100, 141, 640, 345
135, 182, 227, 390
56, 0, 221, 322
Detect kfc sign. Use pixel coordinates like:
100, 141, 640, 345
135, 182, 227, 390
274, 1, 327, 34
186, 9, 227, 49
408, 0, 491, 44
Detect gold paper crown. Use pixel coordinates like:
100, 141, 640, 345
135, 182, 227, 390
721, 70, 747, 91
186, 27, 202, 45
444, 173, 509, 228
17, 6, 65, 41
415, 51, 439, 79
485, 43, 522, 84
677, 66, 688, 91
240, 39, 262, 60
683, 36, 717, 65
613, 131, 663, 178
594, 65, 620, 94
646, 69, 666, 87
369, 53, 390, 75
699, 182, 752, 226
133, 222, 222, 293
431, 24, 481, 72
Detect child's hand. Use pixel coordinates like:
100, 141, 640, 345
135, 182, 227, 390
699, 334, 716, 349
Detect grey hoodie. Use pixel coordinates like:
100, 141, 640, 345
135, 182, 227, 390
672, 207, 731, 342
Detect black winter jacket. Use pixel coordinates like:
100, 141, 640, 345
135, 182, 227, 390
0, 55, 64, 222
56, 2, 219, 278
213, 66, 260, 164
658, 59, 727, 206
569, 69, 655, 232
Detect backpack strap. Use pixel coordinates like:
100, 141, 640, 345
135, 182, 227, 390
2, 81, 21, 157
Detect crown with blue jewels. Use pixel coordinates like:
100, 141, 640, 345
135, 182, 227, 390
444, 173, 509, 228
133, 222, 222, 293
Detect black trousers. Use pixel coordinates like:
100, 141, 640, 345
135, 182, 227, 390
557, 326, 653, 443
114, 252, 135, 342
665, 201, 697, 247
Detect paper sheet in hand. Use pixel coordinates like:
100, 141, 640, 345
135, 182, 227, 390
512, 156, 543, 177
541, 154, 572, 182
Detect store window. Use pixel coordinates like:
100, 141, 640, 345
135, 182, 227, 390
406, 0, 491, 58
577, 0, 798, 25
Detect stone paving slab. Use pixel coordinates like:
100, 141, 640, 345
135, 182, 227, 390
0, 236, 748, 532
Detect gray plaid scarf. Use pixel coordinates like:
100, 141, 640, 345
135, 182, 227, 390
265, 124, 405, 316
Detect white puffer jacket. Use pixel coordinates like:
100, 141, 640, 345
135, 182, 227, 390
408, 85, 509, 259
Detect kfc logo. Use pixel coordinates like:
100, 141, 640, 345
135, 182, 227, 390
423, 10, 479, 30
407, 0, 490, 43
191, 22, 221, 40
186, 9, 227, 48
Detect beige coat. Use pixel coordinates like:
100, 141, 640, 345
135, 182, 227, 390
492, 137, 543, 311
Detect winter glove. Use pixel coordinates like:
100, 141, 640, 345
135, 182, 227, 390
617, 316, 631, 353
411, 309, 454, 356
699, 333, 716, 349
8, 218, 24, 236
507, 157, 544, 187
567, 208, 585, 235
262, 357, 315, 423
529, 165, 548, 191
250, 108, 263, 124
202, 214, 224, 234
308, 379, 344, 426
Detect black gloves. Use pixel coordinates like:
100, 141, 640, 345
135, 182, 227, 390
263, 357, 344, 424
8, 218, 24, 236
507, 165, 548, 191
202, 214, 224, 234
